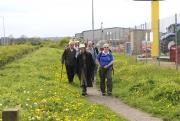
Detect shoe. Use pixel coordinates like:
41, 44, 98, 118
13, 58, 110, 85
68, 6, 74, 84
107, 93, 112, 96
102, 93, 106, 96
82, 92, 88, 96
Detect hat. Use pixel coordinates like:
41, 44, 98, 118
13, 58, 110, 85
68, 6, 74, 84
79, 43, 85, 48
75, 40, 79, 43
69, 40, 74, 45
88, 41, 93, 45
103, 43, 109, 48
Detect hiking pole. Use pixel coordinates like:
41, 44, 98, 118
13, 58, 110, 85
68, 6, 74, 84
60, 64, 64, 80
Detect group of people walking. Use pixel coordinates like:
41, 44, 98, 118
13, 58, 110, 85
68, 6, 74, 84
61, 40, 114, 96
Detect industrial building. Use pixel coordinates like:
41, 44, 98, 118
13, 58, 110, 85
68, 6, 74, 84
75, 27, 151, 55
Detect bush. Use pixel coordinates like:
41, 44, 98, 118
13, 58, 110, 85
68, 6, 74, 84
58, 37, 71, 47
0, 44, 37, 67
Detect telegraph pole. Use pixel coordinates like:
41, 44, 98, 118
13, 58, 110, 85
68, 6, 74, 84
92, 0, 95, 42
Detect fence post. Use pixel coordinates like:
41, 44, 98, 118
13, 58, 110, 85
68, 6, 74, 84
2, 108, 19, 121
175, 13, 178, 70
158, 19, 161, 66
135, 26, 138, 63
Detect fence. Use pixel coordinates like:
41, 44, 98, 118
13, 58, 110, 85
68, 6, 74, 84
130, 13, 180, 70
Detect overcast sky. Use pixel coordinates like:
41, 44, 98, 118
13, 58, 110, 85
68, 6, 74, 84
0, 0, 179, 38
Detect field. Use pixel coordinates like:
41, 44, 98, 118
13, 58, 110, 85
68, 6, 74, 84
0, 46, 126, 121
108, 54, 180, 121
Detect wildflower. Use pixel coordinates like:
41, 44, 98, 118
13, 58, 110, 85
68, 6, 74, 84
33, 102, 38, 107
64, 108, 69, 112
31, 117, 35, 120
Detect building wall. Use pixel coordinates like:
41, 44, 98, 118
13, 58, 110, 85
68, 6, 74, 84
76, 27, 150, 50
76, 27, 130, 45
130, 30, 151, 54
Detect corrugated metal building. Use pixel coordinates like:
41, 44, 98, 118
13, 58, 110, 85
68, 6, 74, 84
75, 27, 130, 46
75, 27, 151, 53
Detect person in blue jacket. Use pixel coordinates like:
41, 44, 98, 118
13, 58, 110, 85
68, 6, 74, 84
96, 43, 114, 96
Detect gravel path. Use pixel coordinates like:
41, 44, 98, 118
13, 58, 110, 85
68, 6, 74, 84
86, 86, 162, 121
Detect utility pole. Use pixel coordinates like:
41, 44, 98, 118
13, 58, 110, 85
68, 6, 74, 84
92, 0, 95, 42
101, 22, 104, 40
2, 16, 6, 45
0, 16, 6, 45
175, 14, 178, 70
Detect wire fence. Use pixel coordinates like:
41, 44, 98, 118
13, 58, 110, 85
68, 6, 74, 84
128, 14, 180, 70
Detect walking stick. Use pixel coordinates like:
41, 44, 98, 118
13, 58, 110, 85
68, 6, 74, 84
60, 64, 64, 80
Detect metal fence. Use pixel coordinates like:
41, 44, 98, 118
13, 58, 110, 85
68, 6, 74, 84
130, 14, 180, 70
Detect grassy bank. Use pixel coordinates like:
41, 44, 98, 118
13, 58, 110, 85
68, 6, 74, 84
0, 47, 126, 121
0, 44, 38, 67
105, 54, 180, 121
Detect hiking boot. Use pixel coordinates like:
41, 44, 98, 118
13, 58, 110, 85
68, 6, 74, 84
102, 93, 106, 96
107, 93, 112, 96
82, 92, 88, 96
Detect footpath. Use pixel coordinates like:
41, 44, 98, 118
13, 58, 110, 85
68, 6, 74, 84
86, 86, 162, 121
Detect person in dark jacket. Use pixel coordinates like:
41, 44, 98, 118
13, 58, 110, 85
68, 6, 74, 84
76, 43, 95, 96
61, 40, 76, 83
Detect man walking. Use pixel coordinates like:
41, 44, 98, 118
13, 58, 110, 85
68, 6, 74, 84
61, 40, 76, 84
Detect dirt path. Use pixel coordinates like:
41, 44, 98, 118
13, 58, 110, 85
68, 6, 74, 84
86, 86, 162, 121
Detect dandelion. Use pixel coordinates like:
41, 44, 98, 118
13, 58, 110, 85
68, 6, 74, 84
34, 102, 38, 107
36, 116, 41, 120
31, 117, 35, 120
64, 108, 69, 112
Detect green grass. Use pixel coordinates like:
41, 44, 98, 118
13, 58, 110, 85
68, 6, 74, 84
102, 53, 180, 121
0, 47, 126, 121
0, 44, 38, 67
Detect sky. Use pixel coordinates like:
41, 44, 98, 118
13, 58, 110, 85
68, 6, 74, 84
0, 0, 180, 38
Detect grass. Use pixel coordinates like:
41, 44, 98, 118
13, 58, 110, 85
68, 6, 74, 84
0, 47, 126, 121
0, 44, 38, 67
101, 53, 180, 121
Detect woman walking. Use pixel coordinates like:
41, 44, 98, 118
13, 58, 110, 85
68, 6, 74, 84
76, 43, 95, 96
96, 43, 114, 96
